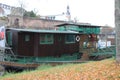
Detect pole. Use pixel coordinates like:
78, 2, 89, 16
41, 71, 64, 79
115, 0, 120, 62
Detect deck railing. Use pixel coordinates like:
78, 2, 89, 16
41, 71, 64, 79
4, 53, 81, 64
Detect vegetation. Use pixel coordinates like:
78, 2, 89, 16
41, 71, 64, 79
1, 58, 120, 80
23, 11, 37, 17
0, 16, 8, 20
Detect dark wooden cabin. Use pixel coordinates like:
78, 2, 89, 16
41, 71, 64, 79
6, 28, 80, 57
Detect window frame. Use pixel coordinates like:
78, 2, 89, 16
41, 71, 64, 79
40, 34, 54, 44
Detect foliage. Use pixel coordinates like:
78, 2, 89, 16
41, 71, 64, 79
1, 58, 120, 80
0, 16, 8, 20
23, 11, 37, 17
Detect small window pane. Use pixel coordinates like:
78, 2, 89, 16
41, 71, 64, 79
40, 34, 46, 43
25, 35, 30, 41
47, 34, 53, 43
65, 35, 75, 43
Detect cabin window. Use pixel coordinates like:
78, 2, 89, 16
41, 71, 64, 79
58, 36, 62, 41
40, 34, 46, 43
7, 31, 12, 46
65, 34, 75, 43
40, 34, 53, 44
25, 35, 30, 42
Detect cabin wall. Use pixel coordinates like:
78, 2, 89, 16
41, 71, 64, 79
14, 32, 79, 57
17, 32, 34, 56
53, 34, 65, 56
33, 33, 39, 56
37, 33, 54, 57
38, 33, 79, 57
12, 30, 19, 55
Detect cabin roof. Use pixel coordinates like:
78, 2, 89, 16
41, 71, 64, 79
7, 28, 80, 34
56, 23, 101, 28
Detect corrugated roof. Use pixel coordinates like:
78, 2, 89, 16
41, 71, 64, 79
7, 28, 80, 34
56, 23, 101, 27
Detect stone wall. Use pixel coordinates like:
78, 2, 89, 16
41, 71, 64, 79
22, 17, 65, 29
7, 16, 65, 29
7, 15, 23, 28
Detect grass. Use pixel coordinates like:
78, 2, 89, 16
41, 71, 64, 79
1, 58, 120, 80
36, 64, 53, 70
